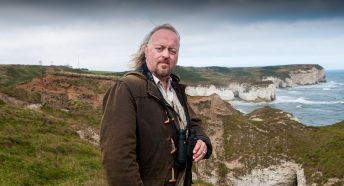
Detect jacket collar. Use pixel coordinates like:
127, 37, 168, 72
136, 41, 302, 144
124, 63, 184, 102
125, 63, 190, 127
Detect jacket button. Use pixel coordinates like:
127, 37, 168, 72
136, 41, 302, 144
170, 138, 177, 154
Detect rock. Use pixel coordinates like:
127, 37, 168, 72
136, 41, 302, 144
186, 83, 276, 102
289, 67, 326, 85
262, 67, 326, 88
186, 85, 235, 100
232, 161, 306, 186
189, 95, 310, 186
26, 104, 42, 110
0, 92, 28, 106
76, 127, 100, 146
187, 66, 326, 102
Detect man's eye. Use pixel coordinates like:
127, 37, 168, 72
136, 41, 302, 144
169, 50, 177, 55
156, 48, 163, 51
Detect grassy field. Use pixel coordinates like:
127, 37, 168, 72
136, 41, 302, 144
220, 107, 344, 185
0, 65, 108, 185
0, 65, 45, 89
0, 103, 106, 185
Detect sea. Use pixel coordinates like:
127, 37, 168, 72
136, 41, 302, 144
230, 70, 344, 126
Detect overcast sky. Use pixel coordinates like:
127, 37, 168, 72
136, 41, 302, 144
1, 0, 344, 71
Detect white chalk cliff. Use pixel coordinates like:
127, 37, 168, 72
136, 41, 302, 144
262, 67, 326, 88
186, 83, 276, 102
186, 67, 326, 102
231, 161, 306, 186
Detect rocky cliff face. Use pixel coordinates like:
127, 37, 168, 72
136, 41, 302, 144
232, 161, 306, 186
188, 94, 344, 186
16, 74, 114, 109
262, 67, 326, 88
188, 95, 306, 185
186, 66, 326, 102
186, 83, 276, 102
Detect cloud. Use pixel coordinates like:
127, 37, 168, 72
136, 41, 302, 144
177, 18, 344, 69
2, 0, 344, 26
0, 0, 344, 71
0, 18, 154, 71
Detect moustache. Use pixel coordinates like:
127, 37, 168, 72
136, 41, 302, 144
158, 60, 171, 65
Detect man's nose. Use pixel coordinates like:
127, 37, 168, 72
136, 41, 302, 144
162, 49, 170, 58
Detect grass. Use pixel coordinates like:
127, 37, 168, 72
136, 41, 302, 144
0, 65, 108, 184
0, 64, 117, 104
0, 65, 45, 103
0, 65, 45, 89
193, 180, 215, 186
174, 66, 209, 84
41, 103, 102, 129
0, 104, 106, 185
0, 99, 5, 106
217, 106, 344, 184
300, 123, 344, 183
174, 64, 322, 87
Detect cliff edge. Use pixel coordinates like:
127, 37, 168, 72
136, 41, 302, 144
188, 94, 343, 186
181, 64, 326, 102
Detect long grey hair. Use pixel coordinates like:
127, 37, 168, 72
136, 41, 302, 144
130, 23, 180, 70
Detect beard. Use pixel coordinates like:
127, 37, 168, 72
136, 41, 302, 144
154, 62, 174, 78
155, 66, 171, 77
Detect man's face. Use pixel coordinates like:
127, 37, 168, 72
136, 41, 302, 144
145, 29, 179, 80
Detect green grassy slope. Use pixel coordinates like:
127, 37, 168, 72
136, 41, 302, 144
189, 95, 343, 185
0, 65, 120, 104
0, 65, 45, 103
221, 107, 344, 185
0, 103, 106, 185
0, 65, 44, 89
0, 65, 109, 185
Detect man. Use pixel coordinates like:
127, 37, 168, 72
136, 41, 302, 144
100, 24, 212, 186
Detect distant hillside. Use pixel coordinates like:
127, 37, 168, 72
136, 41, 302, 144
174, 64, 324, 86
178, 64, 326, 102
0, 64, 324, 92
0, 64, 325, 104
0, 65, 118, 104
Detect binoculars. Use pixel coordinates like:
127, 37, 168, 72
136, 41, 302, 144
175, 128, 197, 168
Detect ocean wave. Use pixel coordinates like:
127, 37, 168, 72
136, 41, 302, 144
277, 90, 300, 94
231, 97, 344, 106
275, 97, 343, 105
329, 81, 344, 86
291, 81, 343, 90
235, 108, 248, 114
230, 100, 269, 106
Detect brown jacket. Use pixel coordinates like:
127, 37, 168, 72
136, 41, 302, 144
100, 68, 212, 186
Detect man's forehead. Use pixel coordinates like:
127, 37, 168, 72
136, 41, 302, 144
149, 29, 180, 46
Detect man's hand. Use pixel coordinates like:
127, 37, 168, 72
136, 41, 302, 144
192, 140, 207, 162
